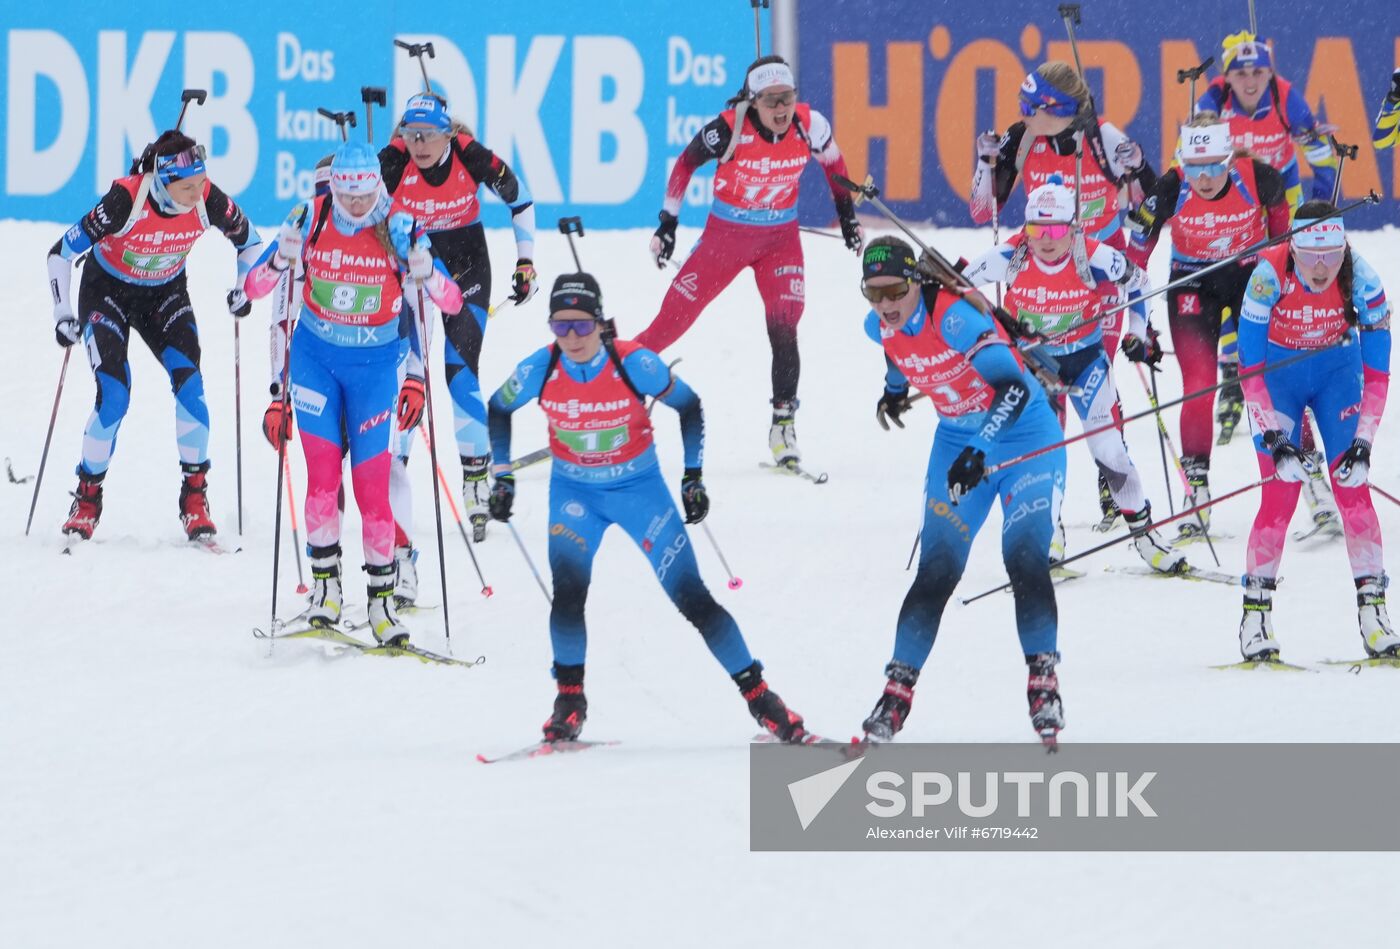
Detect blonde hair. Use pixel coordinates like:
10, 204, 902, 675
1037, 61, 1091, 113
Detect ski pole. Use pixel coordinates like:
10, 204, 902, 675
174, 89, 207, 132
1370, 484, 1400, 509
960, 476, 1273, 605
1249, 0, 1258, 36
415, 279, 455, 645
1133, 363, 1221, 567
418, 424, 494, 597
234, 316, 244, 536
701, 522, 744, 590
506, 520, 553, 605
1177, 57, 1215, 120
316, 108, 356, 142
985, 340, 1345, 477
559, 216, 586, 270
1329, 136, 1358, 204
750, 0, 770, 57
393, 39, 438, 94
360, 86, 387, 144
24, 348, 71, 537
799, 225, 843, 240
1057, 4, 1086, 77
268, 264, 299, 650
988, 147, 1003, 309
282, 452, 308, 594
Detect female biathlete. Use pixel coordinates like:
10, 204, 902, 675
638, 55, 862, 470
1235, 204, 1397, 662
858, 237, 1067, 746
46, 130, 262, 542
1129, 115, 1290, 543
248, 142, 463, 645
381, 91, 537, 549
963, 179, 1183, 573
486, 273, 809, 744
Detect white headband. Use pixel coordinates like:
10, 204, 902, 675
748, 62, 795, 95
1291, 218, 1346, 249
1177, 123, 1233, 161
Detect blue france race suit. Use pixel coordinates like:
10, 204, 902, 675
867, 287, 1066, 669
487, 340, 755, 673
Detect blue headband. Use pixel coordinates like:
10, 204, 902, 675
155, 144, 207, 184
1018, 72, 1080, 119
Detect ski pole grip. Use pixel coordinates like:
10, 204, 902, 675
1057, 3, 1081, 24
182, 88, 208, 105
557, 216, 585, 237
361, 86, 387, 107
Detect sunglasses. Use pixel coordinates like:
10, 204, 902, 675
1018, 98, 1078, 119
156, 144, 207, 179
1183, 160, 1230, 179
549, 319, 600, 338
861, 280, 915, 303
1292, 246, 1346, 269
755, 90, 797, 108
399, 125, 447, 143
1025, 222, 1073, 240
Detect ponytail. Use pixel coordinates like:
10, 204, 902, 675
129, 129, 198, 176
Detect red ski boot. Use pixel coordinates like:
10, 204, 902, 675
61, 471, 105, 540
543, 664, 588, 742
179, 462, 218, 540
734, 661, 807, 742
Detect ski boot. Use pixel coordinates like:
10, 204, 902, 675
178, 461, 217, 540
862, 661, 918, 743
61, 470, 105, 540
1300, 453, 1343, 539
1216, 362, 1243, 445
768, 399, 801, 467
734, 661, 807, 742
393, 544, 419, 608
462, 455, 491, 543
1356, 575, 1400, 658
365, 563, 409, 646
1125, 505, 1186, 574
1238, 575, 1281, 662
1175, 458, 1211, 543
1093, 470, 1121, 533
1026, 652, 1065, 748
306, 544, 343, 629
1049, 516, 1067, 567
543, 663, 588, 742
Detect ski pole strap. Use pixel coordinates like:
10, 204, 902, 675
960, 476, 1274, 605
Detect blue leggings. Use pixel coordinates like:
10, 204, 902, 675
892, 407, 1066, 670
547, 466, 754, 675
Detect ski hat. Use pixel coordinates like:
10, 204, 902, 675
1018, 70, 1080, 118
399, 92, 451, 132
1025, 176, 1076, 223
747, 60, 795, 96
1177, 122, 1234, 161
1222, 31, 1273, 72
1292, 215, 1346, 249
329, 142, 383, 195
861, 239, 919, 282
550, 272, 604, 319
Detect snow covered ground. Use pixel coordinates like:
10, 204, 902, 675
2, 217, 1397, 947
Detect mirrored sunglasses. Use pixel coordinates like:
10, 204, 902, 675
1018, 96, 1078, 119
1182, 160, 1230, 179
398, 125, 447, 143
1025, 222, 1073, 240
861, 280, 915, 303
549, 319, 600, 338
1292, 246, 1346, 269
156, 144, 207, 178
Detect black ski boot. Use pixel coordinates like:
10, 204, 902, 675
1093, 470, 1121, 532
543, 663, 588, 742
1027, 652, 1065, 748
862, 661, 919, 743
1216, 362, 1243, 445
734, 661, 806, 742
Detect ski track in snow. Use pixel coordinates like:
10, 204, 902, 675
2, 220, 1397, 947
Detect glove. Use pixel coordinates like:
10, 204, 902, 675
53, 304, 79, 348
976, 130, 1000, 164
226, 288, 251, 318
263, 397, 293, 450
947, 445, 987, 505
1114, 140, 1145, 171
1262, 430, 1314, 483
510, 258, 537, 305
397, 376, 425, 431
274, 221, 303, 269
488, 475, 515, 521
407, 245, 434, 281
876, 388, 913, 430
1389, 68, 1400, 103
839, 208, 863, 252
1335, 438, 1372, 488
1121, 328, 1163, 366
650, 211, 678, 268
680, 468, 709, 524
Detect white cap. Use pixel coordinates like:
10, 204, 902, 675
1177, 122, 1233, 161
1025, 180, 1076, 223
748, 61, 795, 95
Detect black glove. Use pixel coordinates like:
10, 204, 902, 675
488, 475, 516, 521
1121, 327, 1163, 366
947, 445, 987, 505
876, 387, 913, 430
1335, 438, 1372, 488
226, 288, 252, 318
680, 467, 709, 524
1262, 430, 1313, 484
54, 315, 80, 348
839, 208, 863, 252
650, 211, 678, 268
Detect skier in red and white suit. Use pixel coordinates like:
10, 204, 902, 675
637, 56, 862, 467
